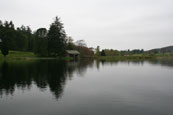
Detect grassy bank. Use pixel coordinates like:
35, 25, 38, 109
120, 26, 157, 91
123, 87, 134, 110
94, 55, 156, 61
0, 51, 73, 61
0, 51, 37, 61
1, 51, 172, 62
155, 53, 173, 59
95, 54, 173, 61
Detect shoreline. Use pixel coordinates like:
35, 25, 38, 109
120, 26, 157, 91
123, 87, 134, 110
1, 51, 173, 62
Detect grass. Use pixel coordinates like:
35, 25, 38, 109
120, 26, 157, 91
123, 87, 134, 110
94, 55, 155, 61
0, 51, 37, 61
0, 50, 73, 62
95, 53, 173, 61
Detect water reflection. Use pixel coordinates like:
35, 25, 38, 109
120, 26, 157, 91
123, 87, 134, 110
96, 59, 173, 69
148, 59, 173, 68
0, 59, 173, 99
0, 59, 173, 115
0, 59, 94, 99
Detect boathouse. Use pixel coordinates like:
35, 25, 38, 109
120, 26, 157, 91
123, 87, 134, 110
66, 50, 80, 59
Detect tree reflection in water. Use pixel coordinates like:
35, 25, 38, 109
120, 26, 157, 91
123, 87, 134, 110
0, 59, 94, 99
0, 59, 173, 99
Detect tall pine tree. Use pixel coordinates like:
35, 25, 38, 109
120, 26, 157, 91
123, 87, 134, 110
47, 17, 66, 56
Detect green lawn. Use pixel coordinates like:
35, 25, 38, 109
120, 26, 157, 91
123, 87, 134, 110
0, 50, 37, 61
0, 50, 73, 61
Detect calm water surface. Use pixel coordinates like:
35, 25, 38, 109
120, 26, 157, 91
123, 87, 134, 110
0, 59, 173, 115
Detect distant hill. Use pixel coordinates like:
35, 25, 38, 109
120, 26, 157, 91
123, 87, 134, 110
147, 46, 173, 53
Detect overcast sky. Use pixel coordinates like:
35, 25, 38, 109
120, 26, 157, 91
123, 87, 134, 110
0, 0, 172, 50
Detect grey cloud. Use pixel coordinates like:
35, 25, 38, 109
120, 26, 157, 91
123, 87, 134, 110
0, 0, 172, 50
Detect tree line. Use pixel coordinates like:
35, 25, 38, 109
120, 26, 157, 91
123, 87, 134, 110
0, 17, 94, 57
95, 46, 144, 56
0, 20, 33, 56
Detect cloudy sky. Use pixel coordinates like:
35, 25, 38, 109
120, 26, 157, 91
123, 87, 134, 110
0, 0, 172, 50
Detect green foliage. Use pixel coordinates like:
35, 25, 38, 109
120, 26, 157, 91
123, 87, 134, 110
34, 28, 48, 56
120, 49, 144, 56
47, 17, 66, 56
65, 36, 75, 50
0, 25, 11, 57
104, 49, 120, 56
16, 26, 34, 51
0, 20, 33, 52
1, 43, 9, 57
101, 50, 106, 56
95, 46, 100, 56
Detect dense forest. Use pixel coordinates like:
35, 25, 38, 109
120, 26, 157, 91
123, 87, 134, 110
0, 17, 94, 57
